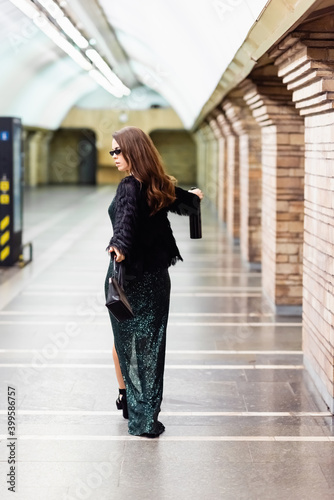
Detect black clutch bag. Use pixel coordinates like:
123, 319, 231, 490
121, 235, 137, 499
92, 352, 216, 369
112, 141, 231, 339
105, 258, 134, 322
189, 187, 202, 239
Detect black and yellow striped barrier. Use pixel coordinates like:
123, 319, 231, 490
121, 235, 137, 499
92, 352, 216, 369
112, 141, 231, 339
0, 175, 10, 263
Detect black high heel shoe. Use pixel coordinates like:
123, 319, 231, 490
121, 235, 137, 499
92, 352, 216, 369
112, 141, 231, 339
116, 388, 128, 419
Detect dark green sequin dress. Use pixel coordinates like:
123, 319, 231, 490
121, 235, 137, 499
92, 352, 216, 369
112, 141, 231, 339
105, 197, 171, 437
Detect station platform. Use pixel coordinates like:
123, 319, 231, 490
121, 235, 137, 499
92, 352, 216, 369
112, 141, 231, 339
0, 185, 333, 500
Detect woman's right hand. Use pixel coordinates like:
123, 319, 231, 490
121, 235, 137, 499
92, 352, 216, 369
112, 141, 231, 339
108, 246, 125, 262
189, 188, 204, 200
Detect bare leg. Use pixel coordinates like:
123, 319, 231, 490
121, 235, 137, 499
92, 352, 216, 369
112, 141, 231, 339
113, 344, 126, 389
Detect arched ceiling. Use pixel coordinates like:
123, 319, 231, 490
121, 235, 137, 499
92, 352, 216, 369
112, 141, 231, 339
0, 0, 320, 130
98, 0, 270, 128
0, 0, 97, 128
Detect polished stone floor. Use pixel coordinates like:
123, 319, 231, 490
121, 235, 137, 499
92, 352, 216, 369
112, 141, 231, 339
0, 185, 333, 500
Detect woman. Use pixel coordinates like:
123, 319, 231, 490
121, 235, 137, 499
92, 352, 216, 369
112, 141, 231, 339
105, 126, 203, 438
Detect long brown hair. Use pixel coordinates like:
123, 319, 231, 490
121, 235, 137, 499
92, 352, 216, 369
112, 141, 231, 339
112, 126, 176, 215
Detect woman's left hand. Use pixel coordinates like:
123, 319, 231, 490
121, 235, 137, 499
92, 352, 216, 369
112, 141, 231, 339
189, 188, 204, 200
108, 246, 125, 262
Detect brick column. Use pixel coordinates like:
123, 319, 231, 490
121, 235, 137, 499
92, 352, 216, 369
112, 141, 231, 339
205, 122, 219, 210
194, 128, 206, 190
243, 65, 304, 313
214, 109, 240, 242
271, 16, 334, 411
199, 123, 218, 208
223, 90, 262, 267
208, 116, 226, 223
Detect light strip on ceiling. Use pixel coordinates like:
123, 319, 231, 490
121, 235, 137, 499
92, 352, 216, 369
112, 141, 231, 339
57, 17, 89, 49
86, 49, 131, 96
89, 70, 123, 98
9, 0, 40, 19
34, 16, 92, 71
8, 0, 131, 97
37, 0, 89, 49
35, 0, 63, 20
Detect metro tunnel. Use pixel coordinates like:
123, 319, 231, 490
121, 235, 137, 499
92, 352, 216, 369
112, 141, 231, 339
0, 0, 334, 498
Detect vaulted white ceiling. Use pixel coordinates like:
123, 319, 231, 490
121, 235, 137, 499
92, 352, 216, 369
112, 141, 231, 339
98, 0, 269, 128
0, 0, 269, 129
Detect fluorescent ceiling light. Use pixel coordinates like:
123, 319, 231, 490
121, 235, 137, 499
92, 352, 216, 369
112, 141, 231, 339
86, 49, 109, 71
9, 0, 130, 98
37, 0, 64, 20
34, 17, 92, 71
89, 70, 123, 98
86, 49, 130, 95
57, 16, 89, 49
120, 86, 131, 97
9, 0, 40, 19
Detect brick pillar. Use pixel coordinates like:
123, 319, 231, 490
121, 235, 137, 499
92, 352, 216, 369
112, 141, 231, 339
205, 122, 219, 210
214, 109, 240, 242
243, 65, 304, 313
223, 90, 262, 267
194, 128, 206, 190
271, 16, 334, 411
208, 116, 226, 223
200, 123, 218, 208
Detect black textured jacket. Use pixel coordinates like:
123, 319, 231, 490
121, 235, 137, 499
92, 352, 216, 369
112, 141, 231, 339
107, 176, 200, 277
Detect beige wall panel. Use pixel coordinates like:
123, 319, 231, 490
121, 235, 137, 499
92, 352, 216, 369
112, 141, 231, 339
61, 108, 184, 184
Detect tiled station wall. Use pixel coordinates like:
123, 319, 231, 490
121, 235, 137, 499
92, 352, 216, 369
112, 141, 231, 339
271, 16, 334, 412
195, 12, 334, 412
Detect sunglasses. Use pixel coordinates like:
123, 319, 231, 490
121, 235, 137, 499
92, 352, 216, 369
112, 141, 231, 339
109, 148, 122, 156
